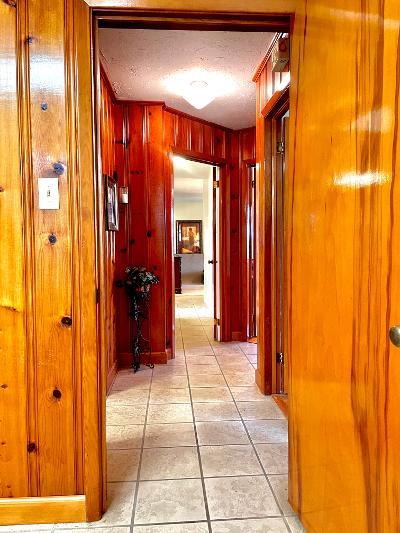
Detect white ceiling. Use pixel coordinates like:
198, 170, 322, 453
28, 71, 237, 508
99, 29, 274, 129
173, 157, 212, 203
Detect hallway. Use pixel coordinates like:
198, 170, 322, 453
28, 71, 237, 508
95, 295, 301, 532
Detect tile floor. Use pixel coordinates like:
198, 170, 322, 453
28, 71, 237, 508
3, 294, 305, 533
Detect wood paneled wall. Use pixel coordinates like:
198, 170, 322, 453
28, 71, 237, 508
100, 69, 118, 388
0, 1, 29, 499
255, 37, 290, 394
112, 100, 255, 365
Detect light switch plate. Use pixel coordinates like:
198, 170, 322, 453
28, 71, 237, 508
38, 177, 60, 210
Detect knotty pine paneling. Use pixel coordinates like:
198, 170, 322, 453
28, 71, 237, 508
28, 0, 78, 496
287, 2, 400, 531
0, 2, 30, 498
100, 69, 118, 387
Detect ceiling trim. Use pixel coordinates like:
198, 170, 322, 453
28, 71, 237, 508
252, 32, 280, 82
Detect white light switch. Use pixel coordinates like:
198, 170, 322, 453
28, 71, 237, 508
38, 177, 60, 210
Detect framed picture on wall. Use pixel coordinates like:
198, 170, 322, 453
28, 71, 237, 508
176, 220, 202, 254
105, 174, 119, 231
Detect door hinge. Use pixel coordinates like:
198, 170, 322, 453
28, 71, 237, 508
276, 352, 284, 364
277, 141, 285, 154
214, 318, 220, 326
213, 180, 220, 189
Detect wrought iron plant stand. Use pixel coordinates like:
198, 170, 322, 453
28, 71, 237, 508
129, 288, 154, 373
121, 266, 159, 373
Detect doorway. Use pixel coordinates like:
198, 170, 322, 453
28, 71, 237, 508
172, 156, 220, 339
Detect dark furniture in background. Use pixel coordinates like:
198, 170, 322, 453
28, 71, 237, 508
174, 256, 182, 294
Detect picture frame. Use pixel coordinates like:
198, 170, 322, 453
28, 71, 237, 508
176, 220, 202, 254
105, 174, 119, 231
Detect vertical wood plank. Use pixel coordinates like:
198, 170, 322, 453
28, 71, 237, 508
27, 0, 77, 496
0, 1, 29, 498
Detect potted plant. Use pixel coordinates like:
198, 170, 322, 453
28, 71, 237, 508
123, 266, 160, 299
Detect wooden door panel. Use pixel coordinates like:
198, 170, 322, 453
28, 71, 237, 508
288, 1, 400, 530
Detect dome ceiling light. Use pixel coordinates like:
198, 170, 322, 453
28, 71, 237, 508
163, 68, 236, 111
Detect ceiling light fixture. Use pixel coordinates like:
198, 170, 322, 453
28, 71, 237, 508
163, 68, 236, 111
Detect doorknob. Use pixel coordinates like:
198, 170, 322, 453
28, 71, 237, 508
389, 325, 400, 347
208, 260, 214, 264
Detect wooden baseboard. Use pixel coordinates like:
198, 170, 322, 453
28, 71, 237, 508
106, 360, 118, 393
118, 350, 169, 368
0, 495, 86, 526
232, 331, 246, 342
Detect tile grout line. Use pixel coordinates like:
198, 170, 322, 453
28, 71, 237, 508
181, 308, 213, 533
210, 342, 292, 533
129, 366, 154, 532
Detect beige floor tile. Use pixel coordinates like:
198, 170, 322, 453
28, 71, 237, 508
245, 420, 288, 444
149, 388, 190, 404
152, 366, 187, 376
112, 374, 152, 391
106, 404, 147, 426
255, 443, 288, 474
107, 388, 149, 405
286, 516, 306, 532
107, 449, 141, 481
189, 374, 226, 388
94, 482, 135, 526
135, 479, 206, 524
106, 424, 144, 449
151, 375, 189, 389
144, 422, 196, 448
186, 355, 218, 364
268, 474, 295, 516
236, 400, 285, 420
246, 353, 258, 364
185, 348, 215, 356
229, 386, 268, 402
191, 387, 233, 403
0, 527, 53, 532
193, 402, 239, 421
196, 421, 249, 445
187, 364, 222, 375
147, 403, 193, 424
200, 445, 263, 477
205, 476, 280, 519
211, 518, 289, 532
223, 372, 255, 387
140, 446, 200, 480
218, 362, 254, 372
133, 524, 208, 533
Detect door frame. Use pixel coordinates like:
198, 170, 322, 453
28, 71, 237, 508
169, 152, 223, 340
2, 3, 293, 525
256, 84, 290, 395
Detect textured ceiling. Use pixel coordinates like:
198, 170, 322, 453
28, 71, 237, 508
99, 29, 274, 130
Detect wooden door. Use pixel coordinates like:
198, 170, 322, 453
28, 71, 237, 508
247, 164, 257, 339
288, 1, 400, 530
212, 166, 220, 340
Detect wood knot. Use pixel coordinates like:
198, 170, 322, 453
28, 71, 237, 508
3, 0, 17, 7
1, 384, 8, 389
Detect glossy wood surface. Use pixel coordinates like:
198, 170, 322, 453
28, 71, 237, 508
0, 1, 29, 498
100, 68, 118, 387
255, 39, 290, 395
0, 495, 86, 525
288, 1, 400, 531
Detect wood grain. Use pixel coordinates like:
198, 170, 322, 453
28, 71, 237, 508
288, 1, 400, 531
0, 0, 29, 498
0, 495, 86, 525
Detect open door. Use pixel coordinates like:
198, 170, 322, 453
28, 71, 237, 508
212, 166, 221, 340
247, 164, 257, 340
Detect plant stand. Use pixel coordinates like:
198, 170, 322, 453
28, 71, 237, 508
129, 290, 154, 373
